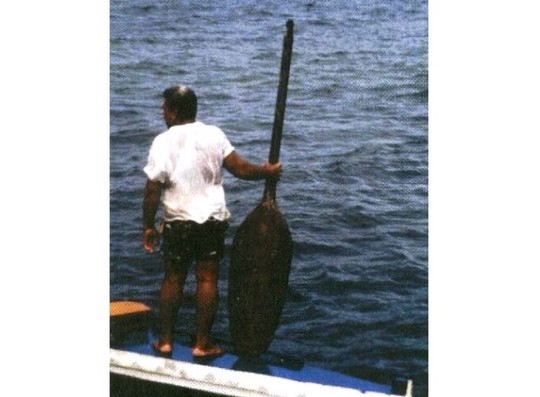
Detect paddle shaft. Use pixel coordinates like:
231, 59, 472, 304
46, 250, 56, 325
264, 20, 294, 201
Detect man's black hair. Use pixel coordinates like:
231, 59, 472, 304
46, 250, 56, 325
163, 85, 197, 120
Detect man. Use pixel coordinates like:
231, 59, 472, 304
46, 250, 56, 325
143, 85, 282, 358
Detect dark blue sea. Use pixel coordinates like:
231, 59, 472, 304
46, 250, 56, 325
110, 1, 428, 396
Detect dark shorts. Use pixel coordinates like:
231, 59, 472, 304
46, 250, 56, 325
160, 218, 229, 266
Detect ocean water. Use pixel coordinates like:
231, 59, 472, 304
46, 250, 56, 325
110, 1, 428, 396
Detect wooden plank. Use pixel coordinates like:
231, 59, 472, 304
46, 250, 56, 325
110, 301, 151, 318
110, 301, 152, 343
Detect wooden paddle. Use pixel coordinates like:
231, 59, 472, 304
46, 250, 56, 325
228, 20, 294, 358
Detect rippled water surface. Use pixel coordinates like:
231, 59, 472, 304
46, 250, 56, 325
110, 1, 428, 395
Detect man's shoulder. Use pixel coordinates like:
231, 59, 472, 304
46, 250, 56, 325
194, 121, 229, 142
151, 129, 170, 144
162, 121, 228, 142
194, 120, 223, 133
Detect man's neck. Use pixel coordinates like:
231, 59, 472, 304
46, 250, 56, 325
169, 118, 196, 128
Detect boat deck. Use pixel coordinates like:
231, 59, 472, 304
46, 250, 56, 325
111, 334, 411, 397
109, 301, 412, 397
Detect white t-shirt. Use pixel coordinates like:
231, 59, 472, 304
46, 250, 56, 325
143, 121, 235, 223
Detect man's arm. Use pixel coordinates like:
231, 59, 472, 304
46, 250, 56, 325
143, 179, 162, 253
223, 151, 282, 180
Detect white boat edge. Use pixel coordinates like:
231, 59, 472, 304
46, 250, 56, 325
110, 348, 413, 397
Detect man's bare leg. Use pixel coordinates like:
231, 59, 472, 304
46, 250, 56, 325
153, 261, 188, 355
192, 258, 224, 357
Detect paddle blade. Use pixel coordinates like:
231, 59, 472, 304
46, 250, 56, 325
228, 200, 293, 357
